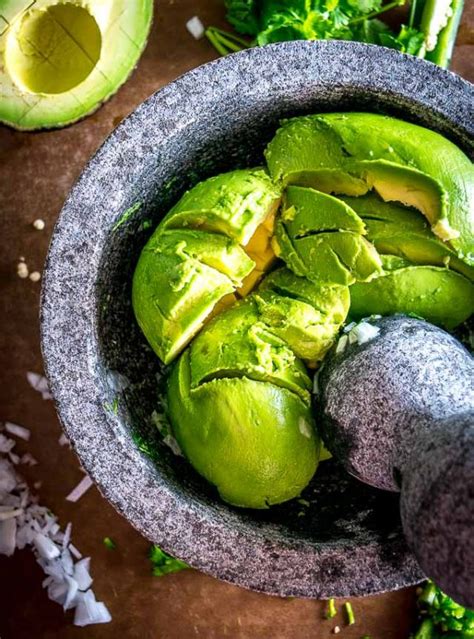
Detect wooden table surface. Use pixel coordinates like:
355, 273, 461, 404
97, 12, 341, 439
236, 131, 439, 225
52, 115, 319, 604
1, 1, 472, 637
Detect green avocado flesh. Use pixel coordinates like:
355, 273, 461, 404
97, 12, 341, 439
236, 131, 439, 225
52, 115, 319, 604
275, 184, 381, 285
131, 113, 473, 510
275, 219, 382, 286
282, 186, 366, 236
256, 268, 350, 362
168, 351, 319, 509
0, 1, 153, 130
265, 113, 474, 264
350, 264, 474, 329
340, 194, 474, 281
132, 169, 279, 364
189, 298, 312, 402
132, 231, 237, 364
162, 169, 281, 245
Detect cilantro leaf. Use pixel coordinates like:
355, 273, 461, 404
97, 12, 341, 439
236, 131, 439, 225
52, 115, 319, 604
225, 0, 260, 35
380, 24, 425, 54
149, 545, 189, 577
412, 581, 474, 638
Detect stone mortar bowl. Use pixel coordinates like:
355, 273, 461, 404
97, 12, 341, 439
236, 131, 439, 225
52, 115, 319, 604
41, 40, 474, 599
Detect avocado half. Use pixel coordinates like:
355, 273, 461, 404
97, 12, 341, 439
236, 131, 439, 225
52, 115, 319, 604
168, 351, 319, 509
166, 266, 351, 508
132, 169, 281, 364
0, 0, 153, 130
350, 258, 474, 329
265, 113, 474, 265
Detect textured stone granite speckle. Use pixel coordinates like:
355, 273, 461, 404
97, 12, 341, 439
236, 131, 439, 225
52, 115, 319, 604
318, 316, 474, 605
41, 41, 473, 598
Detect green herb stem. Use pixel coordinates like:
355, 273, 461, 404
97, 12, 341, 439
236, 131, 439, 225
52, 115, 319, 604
326, 598, 337, 619
408, 0, 418, 28
205, 27, 251, 56
103, 536, 116, 550
344, 601, 356, 625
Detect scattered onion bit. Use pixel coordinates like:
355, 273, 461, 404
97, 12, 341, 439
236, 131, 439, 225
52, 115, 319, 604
66, 476, 94, 503
186, 16, 205, 39
0, 434, 111, 626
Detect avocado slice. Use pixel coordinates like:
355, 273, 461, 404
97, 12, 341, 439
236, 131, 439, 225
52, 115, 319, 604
145, 229, 254, 286
189, 298, 311, 401
340, 194, 474, 281
350, 264, 474, 329
133, 168, 281, 364
0, 1, 153, 130
282, 186, 366, 237
167, 351, 319, 509
255, 267, 350, 363
132, 230, 252, 364
162, 169, 281, 246
265, 113, 474, 264
274, 219, 382, 286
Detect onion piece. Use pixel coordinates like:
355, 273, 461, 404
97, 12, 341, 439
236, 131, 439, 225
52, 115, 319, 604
186, 16, 205, 39
0, 518, 16, 555
66, 475, 93, 503
5, 422, 30, 441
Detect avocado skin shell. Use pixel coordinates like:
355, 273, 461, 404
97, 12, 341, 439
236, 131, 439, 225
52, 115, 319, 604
350, 265, 474, 329
167, 351, 319, 509
265, 113, 474, 264
340, 193, 474, 281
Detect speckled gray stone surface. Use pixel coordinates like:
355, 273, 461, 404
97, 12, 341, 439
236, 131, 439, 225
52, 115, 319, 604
318, 316, 474, 605
41, 41, 473, 598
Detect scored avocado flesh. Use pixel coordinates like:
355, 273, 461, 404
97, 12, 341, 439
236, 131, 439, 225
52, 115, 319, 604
132, 168, 282, 364
0, 0, 153, 130
265, 113, 474, 265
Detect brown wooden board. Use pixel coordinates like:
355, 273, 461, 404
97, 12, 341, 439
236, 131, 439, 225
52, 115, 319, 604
1, 0, 472, 636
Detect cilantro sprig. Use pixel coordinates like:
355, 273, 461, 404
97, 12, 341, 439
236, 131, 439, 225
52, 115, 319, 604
412, 581, 474, 638
206, 0, 463, 69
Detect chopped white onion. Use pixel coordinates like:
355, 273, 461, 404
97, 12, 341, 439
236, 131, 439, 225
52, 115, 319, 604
74, 557, 93, 590
66, 475, 94, 502
34, 533, 61, 560
69, 544, 82, 560
348, 321, 380, 345
186, 16, 205, 39
163, 434, 183, 457
58, 433, 70, 447
0, 434, 15, 454
0, 518, 16, 555
26, 371, 50, 393
0, 508, 22, 521
5, 422, 30, 441
335, 334, 348, 355
0, 414, 111, 627
74, 590, 111, 627
8, 451, 20, 465
20, 453, 38, 466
